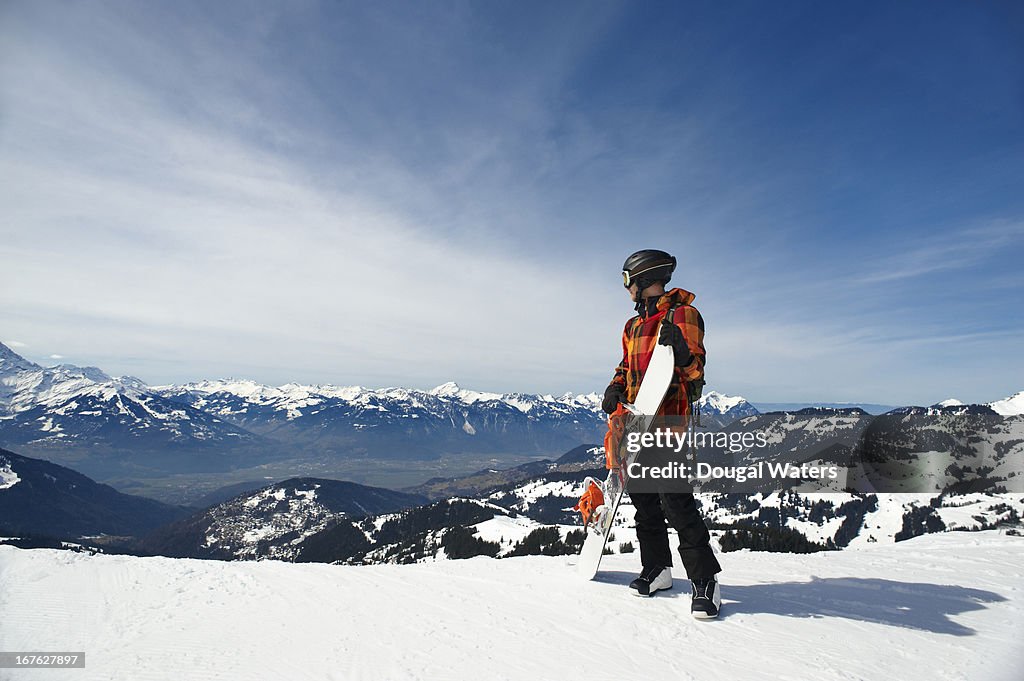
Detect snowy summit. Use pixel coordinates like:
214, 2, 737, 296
989, 391, 1024, 416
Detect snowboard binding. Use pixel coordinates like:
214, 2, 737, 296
576, 468, 628, 533
574, 477, 607, 531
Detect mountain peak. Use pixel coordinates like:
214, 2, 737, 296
0, 342, 42, 374
430, 381, 463, 397
49, 364, 113, 383
989, 390, 1024, 416
115, 376, 149, 391
698, 390, 753, 414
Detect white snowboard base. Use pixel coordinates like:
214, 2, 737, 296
577, 341, 675, 579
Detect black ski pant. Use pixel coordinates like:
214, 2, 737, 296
631, 491, 721, 580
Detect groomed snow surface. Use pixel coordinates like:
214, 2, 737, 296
1, 532, 1021, 681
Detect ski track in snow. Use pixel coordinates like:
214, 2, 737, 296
0, 532, 1021, 681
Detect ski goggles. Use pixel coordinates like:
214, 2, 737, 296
622, 263, 672, 288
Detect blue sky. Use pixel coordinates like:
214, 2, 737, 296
1, 0, 1021, 405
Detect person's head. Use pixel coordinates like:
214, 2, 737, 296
621, 249, 676, 303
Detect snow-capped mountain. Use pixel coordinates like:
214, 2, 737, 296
156, 378, 603, 426
0, 343, 150, 415
138, 478, 427, 561
0, 344, 44, 412
158, 380, 757, 433
153, 378, 607, 461
0, 383, 267, 479
696, 390, 759, 427
0, 342, 607, 481
1, 343, 759, 476
989, 390, 1024, 416
0, 344, 265, 478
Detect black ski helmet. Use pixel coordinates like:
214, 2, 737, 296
621, 249, 676, 291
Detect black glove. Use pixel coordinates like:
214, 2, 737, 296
658, 321, 693, 367
602, 383, 625, 414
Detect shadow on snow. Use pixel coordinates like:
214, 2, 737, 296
594, 571, 1005, 635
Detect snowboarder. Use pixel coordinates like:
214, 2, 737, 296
602, 249, 723, 618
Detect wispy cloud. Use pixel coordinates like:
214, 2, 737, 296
855, 221, 1024, 284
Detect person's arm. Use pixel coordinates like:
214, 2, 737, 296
659, 306, 705, 384
676, 306, 705, 384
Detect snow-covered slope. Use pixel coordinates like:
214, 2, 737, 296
718, 408, 870, 469
138, 478, 427, 561
0, 459, 19, 490
0, 343, 144, 416
1, 532, 1020, 681
989, 391, 1024, 416
470, 443, 1024, 554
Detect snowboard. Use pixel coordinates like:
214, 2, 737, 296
577, 339, 676, 580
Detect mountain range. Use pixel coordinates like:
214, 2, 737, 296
3, 399, 1021, 564
3, 340, 1021, 513
0, 342, 759, 492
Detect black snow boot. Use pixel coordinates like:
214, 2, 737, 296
629, 566, 672, 596
690, 575, 721, 619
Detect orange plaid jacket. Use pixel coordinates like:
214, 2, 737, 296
609, 287, 705, 418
